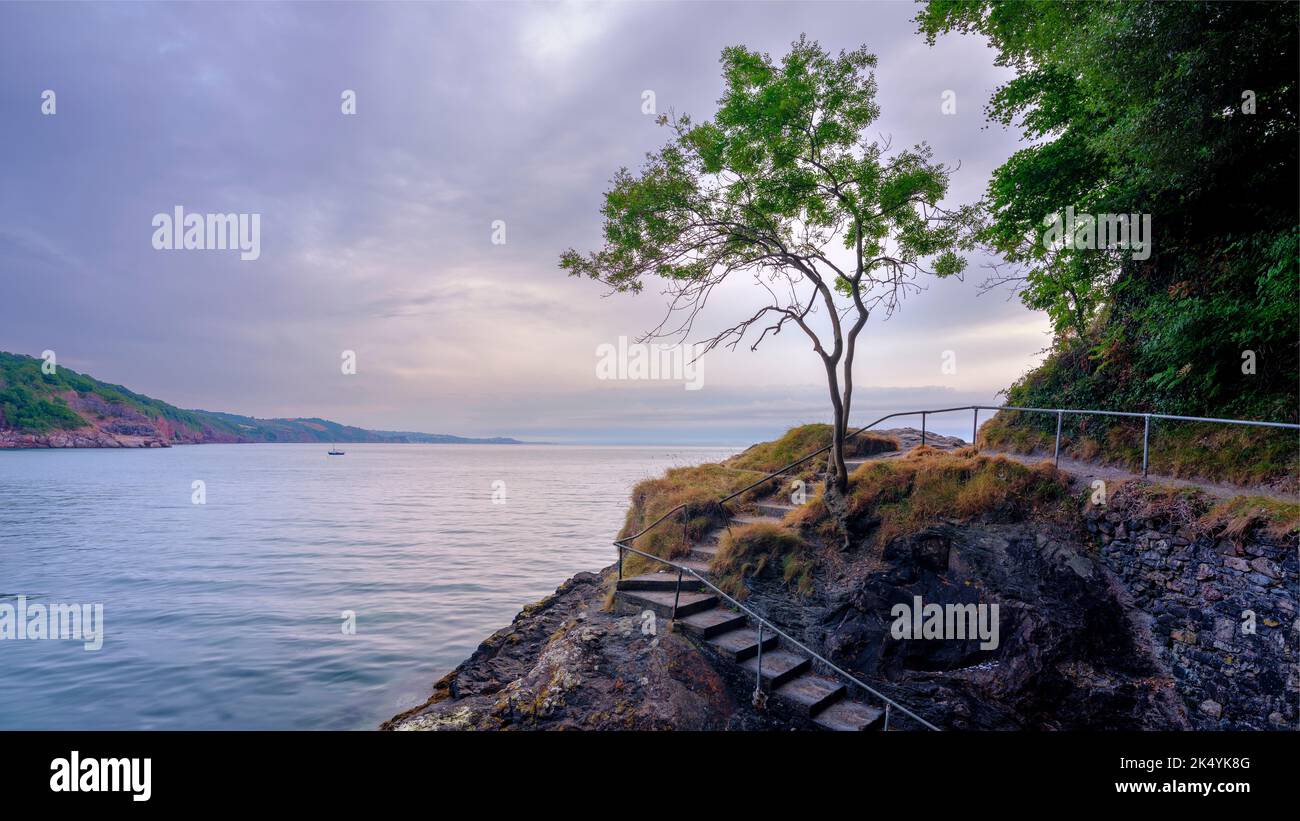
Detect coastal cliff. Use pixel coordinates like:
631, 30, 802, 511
387, 431, 1297, 732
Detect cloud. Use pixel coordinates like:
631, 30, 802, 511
0, 1, 1042, 443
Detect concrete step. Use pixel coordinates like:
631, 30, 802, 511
678, 558, 712, 576
730, 514, 784, 528
774, 674, 846, 717
688, 542, 722, 562
704, 626, 778, 661
675, 608, 747, 639
614, 589, 717, 620
616, 572, 707, 592
813, 699, 885, 731
740, 649, 810, 688
754, 501, 796, 518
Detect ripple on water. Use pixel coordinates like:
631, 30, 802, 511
0, 443, 735, 729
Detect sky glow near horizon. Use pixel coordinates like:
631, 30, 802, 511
0, 1, 1051, 443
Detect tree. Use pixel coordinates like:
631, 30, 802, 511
561, 36, 978, 503
918, 1, 1298, 418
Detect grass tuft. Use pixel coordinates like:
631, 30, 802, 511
710, 522, 815, 599
789, 447, 1072, 547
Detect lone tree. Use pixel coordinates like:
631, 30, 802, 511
562, 36, 978, 501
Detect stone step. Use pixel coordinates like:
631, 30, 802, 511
774, 674, 846, 717
754, 501, 796, 518
616, 572, 707, 592
740, 649, 811, 688
674, 608, 748, 639
704, 626, 779, 661
688, 536, 723, 558
813, 699, 885, 731
678, 558, 712, 576
730, 514, 784, 528
614, 589, 717, 620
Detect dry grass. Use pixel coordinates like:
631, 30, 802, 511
710, 522, 815, 599
727, 423, 897, 484
616, 462, 758, 580
1091, 481, 1299, 545
1197, 496, 1300, 542
979, 410, 1299, 488
617, 423, 898, 576
788, 446, 1072, 546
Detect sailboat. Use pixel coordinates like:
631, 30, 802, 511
327, 442, 345, 456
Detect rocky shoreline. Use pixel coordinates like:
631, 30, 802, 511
386, 465, 1296, 732
0, 429, 178, 449
383, 570, 785, 730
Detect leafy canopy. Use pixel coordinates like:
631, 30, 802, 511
561, 35, 978, 346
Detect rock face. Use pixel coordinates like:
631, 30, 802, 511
1083, 486, 1298, 730
737, 518, 1190, 730
383, 571, 780, 731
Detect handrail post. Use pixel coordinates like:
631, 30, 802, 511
1142, 414, 1151, 477
671, 567, 684, 620
754, 623, 764, 700
1054, 410, 1063, 466
921, 412, 926, 446
617, 544, 623, 581
884, 704, 891, 732
971, 407, 978, 446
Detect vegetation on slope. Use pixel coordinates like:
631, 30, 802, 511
919, 1, 1299, 482
789, 446, 1072, 547
615, 424, 898, 579
0, 351, 194, 433
980, 405, 1298, 488
712, 523, 815, 600
0, 351, 518, 444
1101, 481, 1300, 543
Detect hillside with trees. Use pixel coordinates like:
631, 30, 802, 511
919, 0, 1298, 483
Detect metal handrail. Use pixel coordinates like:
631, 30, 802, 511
615, 540, 942, 731
614, 403, 1299, 729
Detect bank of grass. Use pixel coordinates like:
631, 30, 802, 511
726, 423, 897, 474
1116, 481, 1300, 542
615, 462, 758, 583
1199, 495, 1300, 540
615, 424, 898, 582
710, 522, 815, 600
979, 410, 1298, 488
788, 446, 1073, 546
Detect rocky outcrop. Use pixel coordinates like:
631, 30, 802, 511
736, 518, 1190, 730
0, 428, 172, 448
1084, 485, 1298, 730
383, 571, 780, 731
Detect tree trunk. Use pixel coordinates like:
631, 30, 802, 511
822, 360, 849, 493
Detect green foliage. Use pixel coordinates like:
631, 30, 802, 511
0, 351, 214, 434
919, 0, 1298, 425
560, 36, 977, 289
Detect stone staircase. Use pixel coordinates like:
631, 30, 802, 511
614, 458, 888, 731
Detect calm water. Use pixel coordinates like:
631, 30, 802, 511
0, 444, 735, 729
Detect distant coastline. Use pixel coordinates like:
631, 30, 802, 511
0, 351, 525, 450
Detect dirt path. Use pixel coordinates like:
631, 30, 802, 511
865, 426, 1297, 504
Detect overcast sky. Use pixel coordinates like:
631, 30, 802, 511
0, 1, 1049, 444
